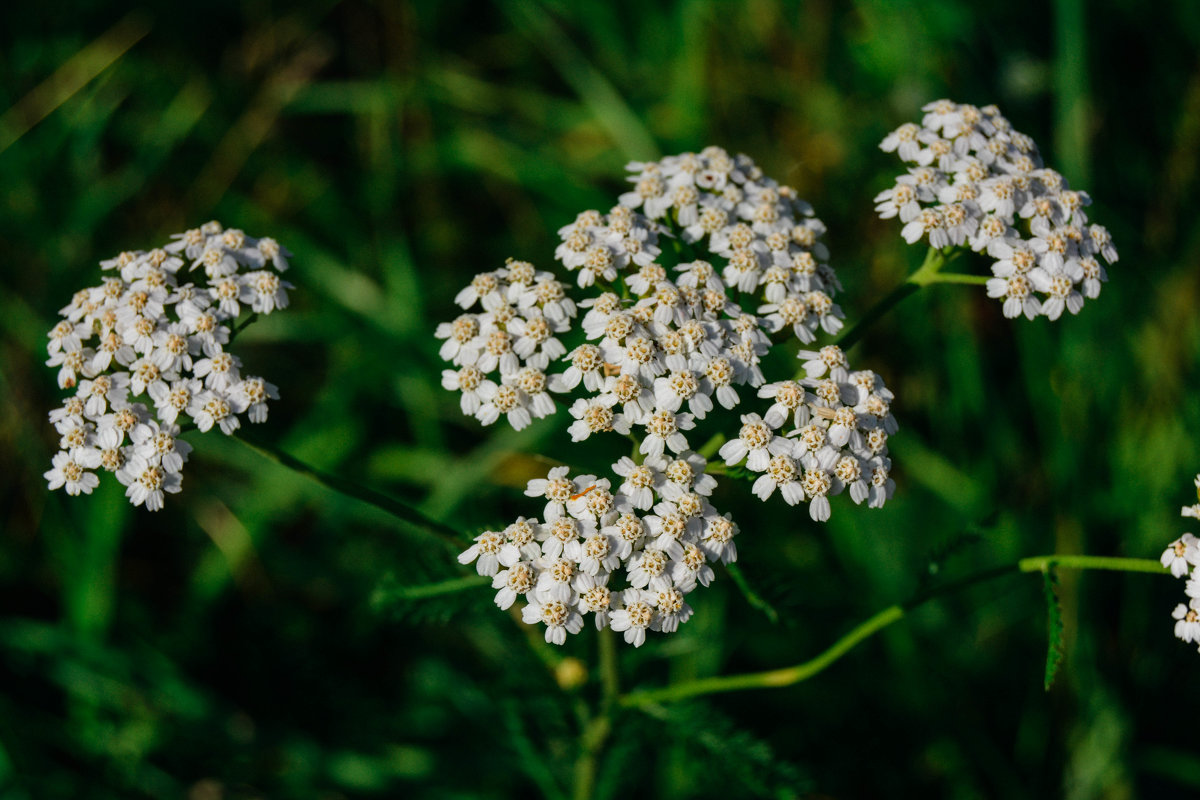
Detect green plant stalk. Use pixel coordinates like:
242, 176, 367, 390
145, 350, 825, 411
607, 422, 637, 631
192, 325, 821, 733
833, 246, 988, 353
226, 311, 259, 343
619, 555, 1165, 707
724, 562, 780, 623
573, 628, 620, 800
374, 574, 489, 602
235, 434, 464, 550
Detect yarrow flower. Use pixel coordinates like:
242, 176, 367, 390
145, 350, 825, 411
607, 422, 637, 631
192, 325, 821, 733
460, 463, 731, 647
44, 222, 291, 509
876, 100, 1117, 321
1165, 474, 1200, 649
438, 147, 900, 646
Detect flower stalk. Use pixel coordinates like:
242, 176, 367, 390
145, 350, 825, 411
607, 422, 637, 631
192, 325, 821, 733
619, 555, 1165, 707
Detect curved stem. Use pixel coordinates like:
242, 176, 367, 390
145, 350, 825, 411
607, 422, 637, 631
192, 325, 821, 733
619, 554, 1165, 708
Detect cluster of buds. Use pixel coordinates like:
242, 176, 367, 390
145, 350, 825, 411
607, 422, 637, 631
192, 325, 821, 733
438, 147, 897, 645
44, 222, 290, 509
1162, 475, 1200, 647
875, 99, 1118, 320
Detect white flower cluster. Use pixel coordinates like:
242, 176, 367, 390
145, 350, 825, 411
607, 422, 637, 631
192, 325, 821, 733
621, 146, 844, 343
876, 99, 1118, 321
44, 221, 290, 510
439, 147, 899, 646
435, 258, 577, 431
459, 458, 737, 646
1162, 475, 1200, 647
719, 345, 895, 522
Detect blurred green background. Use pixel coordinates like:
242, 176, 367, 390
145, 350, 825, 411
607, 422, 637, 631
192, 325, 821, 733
4, 0, 1200, 797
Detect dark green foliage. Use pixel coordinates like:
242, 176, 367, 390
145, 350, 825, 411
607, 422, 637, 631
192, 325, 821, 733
637, 703, 812, 799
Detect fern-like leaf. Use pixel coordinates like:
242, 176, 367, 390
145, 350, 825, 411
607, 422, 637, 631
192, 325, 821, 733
638, 702, 812, 798
371, 536, 493, 624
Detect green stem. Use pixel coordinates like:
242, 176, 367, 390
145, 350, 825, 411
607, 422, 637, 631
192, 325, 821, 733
928, 272, 990, 285
833, 246, 988, 353
619, 554, 1165, 707
598, 626, 620, 710
1017, 554, 1167, 575
227, 311, 259, 343
372, 574, 489, 605
834, 281, 920, 352
573, 628, 620, 800
234, 434, 464, 550
725, 562, 780, 623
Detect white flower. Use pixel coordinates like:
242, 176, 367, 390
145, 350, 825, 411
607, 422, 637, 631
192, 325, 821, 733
700, 513, 738, 564
455, 271, 508, 311
149, 378, 202, 426
521, 596, 584, 645
240, 270, 292, 314
609, 589, 658, 647
719, 413, 790, 471
44, 451, 101, 496
130, 421, 192, 474
458, 530, 509, 576
549, 344, 605, 392
627, 546, 677, 592
188, 390, 244, 435
476, 382, 533, 431
230, 377, 278, 424
879, 100, 1116, 324
640, 409, 694, 458
492, 562, 536, 610
650, 587, 693, 633
653, 369, 713, 418
670, 542, 714, 593
611, 457, 662, 511
598, 373, 655, 427
193, 351, 242, 392
752, 453, 805, 505
986, 274, 1041, 320
534, 556, 585, 604
115, 455, 182, 511
577, 574, 614, 629
434, 314, 480, 364
567, 396, 624, 442
598, 512, 641, 556
654, 451, 717, 499
508, 309, 569, 364
525, 466, 586, 522
1173, 600, 1200, 643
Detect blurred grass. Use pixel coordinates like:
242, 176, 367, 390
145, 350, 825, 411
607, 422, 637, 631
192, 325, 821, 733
3, 0, 1200, 798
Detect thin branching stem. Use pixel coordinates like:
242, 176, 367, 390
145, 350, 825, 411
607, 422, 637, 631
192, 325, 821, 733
724, 562, 780, 623
235, 434, 464, 550
619, 555, 1165, 707
833, 246, 988, 352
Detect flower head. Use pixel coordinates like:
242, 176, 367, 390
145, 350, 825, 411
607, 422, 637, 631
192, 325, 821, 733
45, 223, 292, 510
